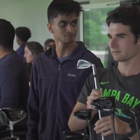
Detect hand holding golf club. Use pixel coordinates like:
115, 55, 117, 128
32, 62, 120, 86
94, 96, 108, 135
94, 116, 131, 137
86, 89, 102, 110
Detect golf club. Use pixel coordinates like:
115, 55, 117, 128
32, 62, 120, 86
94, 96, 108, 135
63, 131, 88, 140
91, 97, 116, 140
74, 109, 94, 140
121, 108, 140, 140
0, 108, 26, 140
77, 59, 104, 140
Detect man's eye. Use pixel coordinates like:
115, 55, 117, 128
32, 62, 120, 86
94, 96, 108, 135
119, 36, 124, 39
107, 36, 112, 39
72, 22, 77, 26
61, 22, 67, 26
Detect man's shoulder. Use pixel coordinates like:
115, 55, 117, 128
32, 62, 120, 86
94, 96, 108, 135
0, 52, 25, 74
97, 67, 115, 81
33, 52, 46, 63
81, 50, 103, 68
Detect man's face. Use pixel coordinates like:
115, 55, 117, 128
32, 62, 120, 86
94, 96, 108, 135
108, 23, 140, 62
47, 13, 78, 44
46, 42, 55, 50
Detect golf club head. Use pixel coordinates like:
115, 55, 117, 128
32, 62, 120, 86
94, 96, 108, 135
121, 108, 140, 122
63, 131, 88, 140
0, 109, 9, 126
77, 59, 91, 69
91, 97, 116, 112
74, 109, 92, 121
1, 108, 26, 123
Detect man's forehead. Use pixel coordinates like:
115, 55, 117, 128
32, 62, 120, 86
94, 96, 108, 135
108, 23, 131, 34
56, 13, 78, 20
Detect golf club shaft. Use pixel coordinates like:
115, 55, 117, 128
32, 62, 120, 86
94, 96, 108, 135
98, 110, 104, 140
135, 117, 140, 140
92, 66, 104, 140
88, 121, 94, 140
111, 114, 116, 140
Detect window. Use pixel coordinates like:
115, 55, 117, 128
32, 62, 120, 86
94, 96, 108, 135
81, 3, 119, 67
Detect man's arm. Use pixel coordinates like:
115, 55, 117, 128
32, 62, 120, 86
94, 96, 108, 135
68, 102, 88, 131
68, 89, 101, 131
27, 63, 39, 140
130, 130, 140, 140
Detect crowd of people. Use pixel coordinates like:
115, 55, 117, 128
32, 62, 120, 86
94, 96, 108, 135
0, 0, 140, 140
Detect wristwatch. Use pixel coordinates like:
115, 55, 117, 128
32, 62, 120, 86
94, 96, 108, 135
126, 122, 137, 138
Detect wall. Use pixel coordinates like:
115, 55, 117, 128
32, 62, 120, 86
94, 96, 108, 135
0, 0, 53, 50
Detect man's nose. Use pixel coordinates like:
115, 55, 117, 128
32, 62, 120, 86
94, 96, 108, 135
66, 24, 74, 32
109, 38, 117, 48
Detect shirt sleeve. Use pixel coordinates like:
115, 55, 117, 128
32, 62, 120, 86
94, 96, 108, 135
77, 73, 93, 105
27, 62, 39, 140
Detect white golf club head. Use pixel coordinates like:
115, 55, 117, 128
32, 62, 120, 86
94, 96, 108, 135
77, 59, 92, 69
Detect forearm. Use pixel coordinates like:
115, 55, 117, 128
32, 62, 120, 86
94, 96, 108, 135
68, 113, 88, 131
68, 108, 97, 131
130, 130, 140, 140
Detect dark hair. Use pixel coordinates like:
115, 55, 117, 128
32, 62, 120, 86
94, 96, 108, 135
44, 38, 54, 46
0, 19, 15, 50
106, 6, 140, 42
47, 0, 83, 23
15, 27, 31, 42
25, 41, 44, 55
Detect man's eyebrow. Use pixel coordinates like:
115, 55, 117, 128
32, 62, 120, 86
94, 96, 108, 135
116, 33, 126, 36
72, 19, 78, 22
59, 20, 67, 23
107, 33, 126, 37
59, 19, 78, 23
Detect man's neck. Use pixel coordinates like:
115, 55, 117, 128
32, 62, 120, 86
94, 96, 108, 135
55, 42, 77, 58
118, 53, 140, 77
0, 49, 12, 59
19, 41, 25, 46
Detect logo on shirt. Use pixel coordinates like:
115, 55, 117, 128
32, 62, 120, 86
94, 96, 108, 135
100, 81, 110, 85
68, 73, 76, 77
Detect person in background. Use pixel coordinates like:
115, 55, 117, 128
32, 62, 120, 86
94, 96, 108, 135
27, 0, 103, 140
24, 41, 44, 82
15, 27, 31, 59
0, 19, 29, 112
44, 38, 55, 51
68, 6, 140, 140
24, 41, 44, 64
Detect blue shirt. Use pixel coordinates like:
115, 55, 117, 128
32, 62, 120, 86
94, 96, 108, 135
16, 43, 25, 60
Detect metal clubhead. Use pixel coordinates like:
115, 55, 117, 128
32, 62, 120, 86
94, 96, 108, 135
0, 110, 9, 125
63, 131, 88, 140
74, 109, 92, 122
77, 59, 92, 69
121, 108, 135, 121
121, 108, 140, 140
91, 97, 116, 112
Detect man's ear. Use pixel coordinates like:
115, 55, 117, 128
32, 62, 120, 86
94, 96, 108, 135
137, 36, 140, 44
47, 23, 53, 33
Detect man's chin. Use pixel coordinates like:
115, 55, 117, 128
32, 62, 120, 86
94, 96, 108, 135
63, 40, 75, 44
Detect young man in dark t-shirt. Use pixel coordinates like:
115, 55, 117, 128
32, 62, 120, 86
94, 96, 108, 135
0, 19, 29, 112
68, 6, 140, 140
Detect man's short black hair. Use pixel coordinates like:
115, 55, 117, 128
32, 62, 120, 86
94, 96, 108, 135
0, 19, 15, 50
47, 0, 83, 23
106, 6, 140, 43
15, 27, 31, 42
